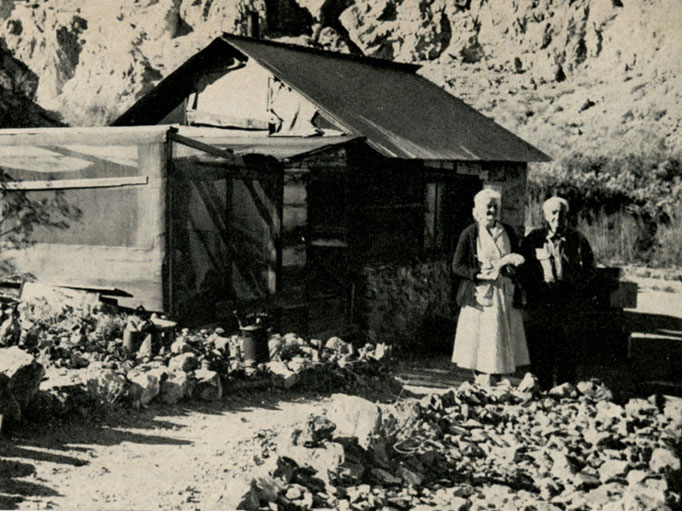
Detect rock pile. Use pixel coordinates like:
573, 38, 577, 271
0, 298, 397, 421
237, 377, 682, 510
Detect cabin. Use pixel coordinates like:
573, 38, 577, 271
112, 33, 549, 343
2, 33, 551, 345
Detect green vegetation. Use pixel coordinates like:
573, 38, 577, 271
526, 150, 682, 267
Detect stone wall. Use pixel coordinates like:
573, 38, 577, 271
356, 259, 453, 351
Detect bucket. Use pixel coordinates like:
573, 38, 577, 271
241, 324, 269, 364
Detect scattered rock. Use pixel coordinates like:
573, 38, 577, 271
474, 373, 495, 387
243, 376, 682, 510
518, 372, 541, 394
548, 382, 579, 399
170, 338, 190, 355
577, 379, 614, 401
0, 346, 45, 410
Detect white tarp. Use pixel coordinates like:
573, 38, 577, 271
186, 59, 321, 137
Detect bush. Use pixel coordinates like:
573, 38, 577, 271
526, 150, 682, 267
652, 199, 682, 268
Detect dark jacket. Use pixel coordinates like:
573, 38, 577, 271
451, 222, 521, 307
520, 226, 596, 307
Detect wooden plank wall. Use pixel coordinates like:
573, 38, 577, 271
278, 168, 309, 332
426, 160, 527, 237
275, 154, 527, 338
278, 147, 350, 336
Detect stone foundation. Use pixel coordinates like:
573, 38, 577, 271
357, 259, 454, 350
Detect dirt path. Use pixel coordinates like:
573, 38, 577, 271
1, 392, 336, 510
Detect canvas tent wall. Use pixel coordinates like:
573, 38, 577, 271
0, 125, 279, 316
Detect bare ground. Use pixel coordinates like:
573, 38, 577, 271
0, 279, 680, 510
1, 391, 344, 510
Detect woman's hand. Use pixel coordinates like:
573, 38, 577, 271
497, 253, 525, 268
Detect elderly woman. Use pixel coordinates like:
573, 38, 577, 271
451, 189, 529, 378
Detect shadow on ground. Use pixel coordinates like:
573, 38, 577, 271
0, 443, 63, 509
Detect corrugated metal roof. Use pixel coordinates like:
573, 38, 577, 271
114, 35, 550, 162
222, 35, 549, 162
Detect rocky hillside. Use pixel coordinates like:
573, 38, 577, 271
0, 0, 680, 159
0, 44, 62, 127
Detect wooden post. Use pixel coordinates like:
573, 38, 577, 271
247, 12, 260, 39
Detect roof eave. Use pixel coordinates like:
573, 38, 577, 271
220, 33, 422, 74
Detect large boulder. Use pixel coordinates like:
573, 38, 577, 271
0, 373, 22, 426
266, 361, 300, 389
339, 0, 450, 61
126, 367, 161, 407
0, 346, 45, 411
159, 370, 189, 404
193, 369, 222, 401
649, 448, 681, 474
34, 370, 97, 420
169, 352, 199, 373
277, 438, 345, 483
326, 393, 382, 449
80, 364, 128, 405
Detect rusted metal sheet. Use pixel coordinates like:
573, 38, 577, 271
220, 35, 549, 162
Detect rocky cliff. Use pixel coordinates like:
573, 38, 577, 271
0, 43, 62, 127
0, 0, 680, 158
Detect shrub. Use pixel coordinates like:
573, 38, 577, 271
526, 149, 682, 267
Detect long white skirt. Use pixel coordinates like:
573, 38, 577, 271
452, 277, 529, 374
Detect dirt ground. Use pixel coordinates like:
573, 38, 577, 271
1, 391, 347, 510
0, 278, 680, 510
